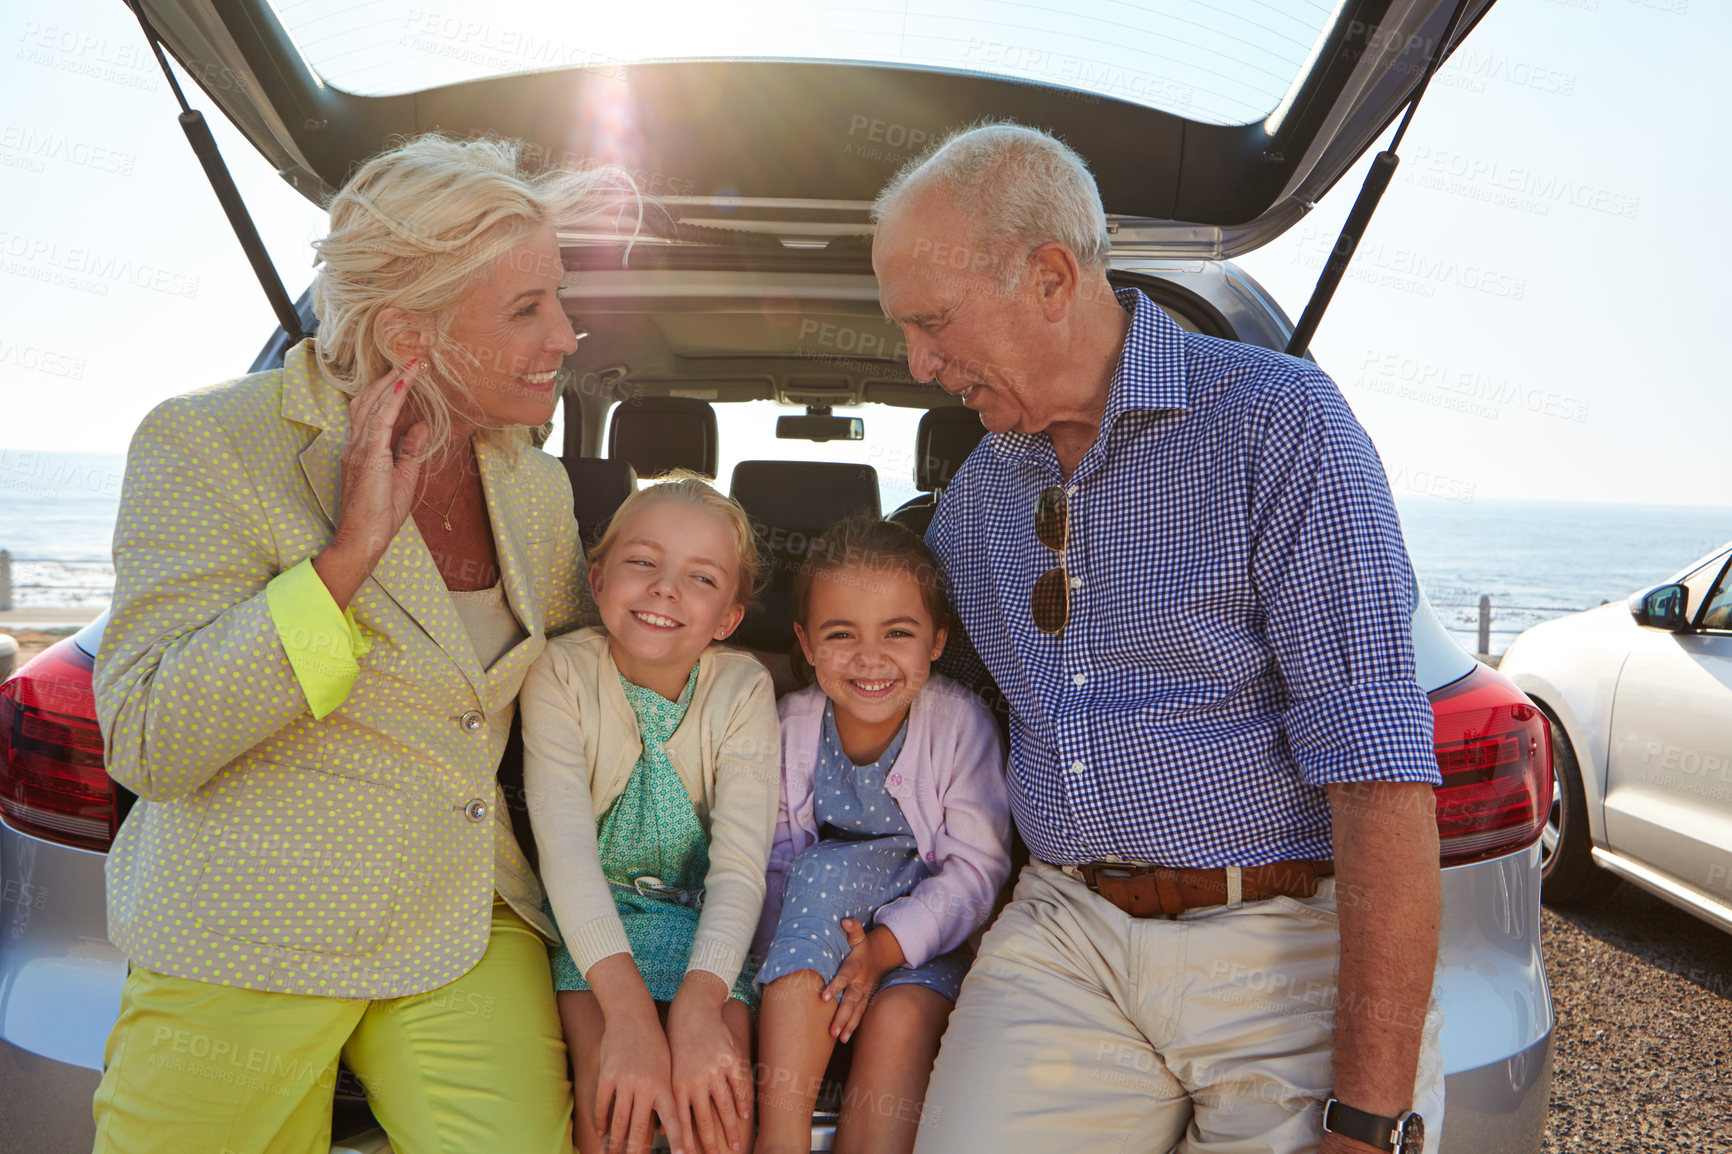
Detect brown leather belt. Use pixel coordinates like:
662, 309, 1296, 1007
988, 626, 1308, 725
1070, 859, 1335, 919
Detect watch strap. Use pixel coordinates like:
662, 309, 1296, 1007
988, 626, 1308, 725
1322, 1098, 1402, 1152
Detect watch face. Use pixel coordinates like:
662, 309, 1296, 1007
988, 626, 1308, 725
1398, 1113, 1426, 1154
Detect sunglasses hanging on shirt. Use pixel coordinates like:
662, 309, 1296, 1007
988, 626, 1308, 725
1031, 486, 1070, 635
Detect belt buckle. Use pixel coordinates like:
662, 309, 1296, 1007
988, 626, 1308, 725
1078, 862, 1140, 893
625, 875, 705, 909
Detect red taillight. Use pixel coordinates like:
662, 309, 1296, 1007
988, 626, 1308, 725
0, 639, 115, 851
1430, 663, 1552, 868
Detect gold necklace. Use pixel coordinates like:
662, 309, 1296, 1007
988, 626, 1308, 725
419, 487, 460, 532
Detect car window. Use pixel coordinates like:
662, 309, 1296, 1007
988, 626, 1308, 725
715, 401, 924, 514
265, 0, 1335, 125
1677, 548, 1731, 624
1698, 558, 1732, 632
594, 399, 928, 514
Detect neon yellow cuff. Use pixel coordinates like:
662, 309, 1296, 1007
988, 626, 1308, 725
265, 559, 372, 720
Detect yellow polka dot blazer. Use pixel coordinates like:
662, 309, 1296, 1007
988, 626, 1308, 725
95, 340, 589, 998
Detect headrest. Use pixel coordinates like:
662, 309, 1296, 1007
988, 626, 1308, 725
562, 456, 638, 546
729, 461, 881, 530
727, 461, 882, 656
608, 397, 719, 479
915, 407, 989, 491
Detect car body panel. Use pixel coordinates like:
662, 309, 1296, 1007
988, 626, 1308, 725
0, 1034, 104, 1153
1434, 845, 1552, 1076
1500, 540, 1732, 933
1499, 606, 1632, 845
136, 0, 1495, 256
1603, 631, 1732, 905
0, 826, 124, 1067
1435, 1034, 1552, 1154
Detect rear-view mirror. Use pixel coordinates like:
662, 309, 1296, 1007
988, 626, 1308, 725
1629, 583, 1691, 631
777, 415, 863, 442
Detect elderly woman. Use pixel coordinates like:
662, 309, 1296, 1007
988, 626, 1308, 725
91, 135, 613, 1153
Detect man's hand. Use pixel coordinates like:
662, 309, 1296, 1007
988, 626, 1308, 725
820, 919, 905, 1043
1326, 780, 1442, 1130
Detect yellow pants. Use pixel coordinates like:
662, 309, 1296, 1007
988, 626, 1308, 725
92, 901, 573, 1154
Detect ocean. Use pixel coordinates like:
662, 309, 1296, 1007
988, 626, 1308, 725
2, 449, 1728, 654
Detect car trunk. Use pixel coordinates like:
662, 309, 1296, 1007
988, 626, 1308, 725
134, 0, 1495, 259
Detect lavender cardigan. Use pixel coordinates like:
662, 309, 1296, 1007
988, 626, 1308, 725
752, 675, 1012, 971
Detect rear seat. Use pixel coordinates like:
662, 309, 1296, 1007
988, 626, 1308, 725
561, 456, 638, 548
609, 396, 719, 479
728, 461, 881, 655
887, 407, 989, 538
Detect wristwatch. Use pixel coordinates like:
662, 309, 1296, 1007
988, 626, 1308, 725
1322, 1098, 1425, 1154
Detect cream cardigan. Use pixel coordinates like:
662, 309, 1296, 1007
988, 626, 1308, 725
520, 627, 781, 987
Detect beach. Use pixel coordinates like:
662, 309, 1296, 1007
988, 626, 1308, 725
1, 449, 1729, 665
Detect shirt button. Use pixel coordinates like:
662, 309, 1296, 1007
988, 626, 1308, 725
1069, 576, 1082, 590
463, 798, 489, 823
1068, 760, 1087, 776
890, 773, 903, 785
459, 710, 485, 732
925, 851, 936, 863
1072, 672, 1088, 686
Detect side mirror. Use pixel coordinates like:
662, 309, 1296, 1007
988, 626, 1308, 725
1629, 583, 1691, 631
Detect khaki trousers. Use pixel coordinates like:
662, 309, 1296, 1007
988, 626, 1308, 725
911, 861, 1443, 1154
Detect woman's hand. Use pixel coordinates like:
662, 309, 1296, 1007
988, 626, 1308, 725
313, 359, 428, 608
821, 919, 905, 1043
667, 972, 752, 1154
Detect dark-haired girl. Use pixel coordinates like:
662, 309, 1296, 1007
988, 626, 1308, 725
751, 518, 1010, 1154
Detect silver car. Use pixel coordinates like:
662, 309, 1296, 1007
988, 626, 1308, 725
1499, 541, 1732, 933
2, 0, 1552, 1149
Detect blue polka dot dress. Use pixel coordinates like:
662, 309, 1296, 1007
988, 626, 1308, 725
546, 665, 758, 1007
756, 702, 972, 1001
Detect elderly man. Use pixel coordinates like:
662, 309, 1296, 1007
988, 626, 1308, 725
872, 123, 1444, 1154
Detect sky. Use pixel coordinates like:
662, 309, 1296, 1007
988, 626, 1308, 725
0, 0, 1723, 509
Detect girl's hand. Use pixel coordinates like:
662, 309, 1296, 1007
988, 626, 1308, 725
595, 1006, 683, 1154
667, 973, 752, 1154
821, 919, 905, 1043
314, 359, 428, 608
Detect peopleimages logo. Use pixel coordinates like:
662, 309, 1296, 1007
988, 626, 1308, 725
1293, 229, 1527, 302
0, 126, 137, 176
1408, 148, 1641, 220
0, 231, 200, 299
0, 338, 87, 380
1354, 349, 1592, 425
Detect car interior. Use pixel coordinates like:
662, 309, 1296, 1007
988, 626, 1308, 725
549, 258, 1225, 539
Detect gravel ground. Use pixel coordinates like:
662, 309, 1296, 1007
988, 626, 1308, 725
1541, 882, 1732, 1152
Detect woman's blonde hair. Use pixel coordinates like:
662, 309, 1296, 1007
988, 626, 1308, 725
311, 133, 636, 464
588, 471, 762, 607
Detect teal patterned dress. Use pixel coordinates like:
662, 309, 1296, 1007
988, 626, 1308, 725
546, 665, 758, 1007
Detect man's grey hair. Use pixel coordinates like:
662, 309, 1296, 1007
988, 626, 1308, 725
872, 122, 1111, 282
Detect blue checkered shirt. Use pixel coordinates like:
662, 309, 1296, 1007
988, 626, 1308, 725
928, 288, 1441, 868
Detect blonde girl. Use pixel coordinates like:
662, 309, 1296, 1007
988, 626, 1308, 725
521, 474, 779, 1154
